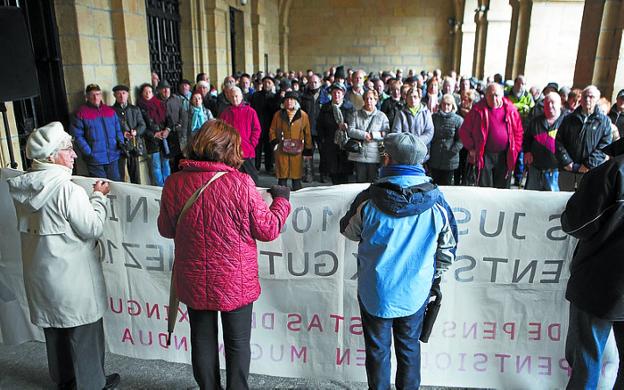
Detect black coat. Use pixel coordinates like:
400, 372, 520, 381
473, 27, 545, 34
250, 90, 280, 141
523, 113, 564, 170
429, 111, 463, 171
562, 153, 624, 319
555, 106, 612, 169
608, 104, 624, 139
381, 98, 404, 130
316, 102, 354, 175
112, 103, 147, 156
300, 88, 322, 137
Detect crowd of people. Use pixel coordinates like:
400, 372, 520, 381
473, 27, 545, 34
8, 63, 624, 390
68, 65, 623, 192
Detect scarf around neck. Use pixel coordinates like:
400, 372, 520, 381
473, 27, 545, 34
380, 164, 426, 178
191, 106, 207, 133
138, 96, 166, 125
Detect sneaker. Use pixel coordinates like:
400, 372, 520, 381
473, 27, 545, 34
103, 373, 120, 389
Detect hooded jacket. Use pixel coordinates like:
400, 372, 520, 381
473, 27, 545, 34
7, 162, 108, 328
340, 166, 457, 318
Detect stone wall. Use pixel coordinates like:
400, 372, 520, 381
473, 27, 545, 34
287, 0, 455, 73
524, 1, 583, 89
54, 0, 150, 110
262, 0, 280, 73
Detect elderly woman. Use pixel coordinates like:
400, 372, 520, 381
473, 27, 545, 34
7, 122, 119, 389
158, 120, 291, 390
317, 83, 355, 184
269, 91, 313, 190
137, 83, 170, 186
430, 94, 464, 185
391, 87, 434, 152
188, 91, 214, 136
347, 89, 390, 182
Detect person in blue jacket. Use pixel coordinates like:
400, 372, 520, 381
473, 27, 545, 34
70, 83, 124, 181
340, 132, 458, 390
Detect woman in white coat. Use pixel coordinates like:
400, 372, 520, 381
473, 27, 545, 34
7, 122, 120, 390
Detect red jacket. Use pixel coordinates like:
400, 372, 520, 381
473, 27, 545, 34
157, 160, 291, 311
458, 98, 524, 173
219, 103, 262, 159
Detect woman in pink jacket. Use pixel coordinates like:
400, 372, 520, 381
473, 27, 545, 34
158, 119, 291, 389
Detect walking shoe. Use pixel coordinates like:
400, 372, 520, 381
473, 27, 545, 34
103, 373, 120, 389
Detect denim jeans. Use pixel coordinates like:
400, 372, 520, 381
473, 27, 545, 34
149, 152, 170, 187
525, 166, 559, 191
87, 161, 121, 181
359, 299, 427, 390
188, 304, 253, 390
565, 303, 624, 389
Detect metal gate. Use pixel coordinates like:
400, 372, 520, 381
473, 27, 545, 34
146, 0, 182, 88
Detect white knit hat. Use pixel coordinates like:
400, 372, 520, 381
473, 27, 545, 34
26, 121, 72, 159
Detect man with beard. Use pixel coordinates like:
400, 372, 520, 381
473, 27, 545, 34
251, 76, 280, 174
300, 74, 327, 182
346, 69, 366, 110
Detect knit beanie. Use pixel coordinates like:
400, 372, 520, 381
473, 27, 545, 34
26, 121, 72, 159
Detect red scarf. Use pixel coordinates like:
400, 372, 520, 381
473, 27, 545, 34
138, 96, 166, 125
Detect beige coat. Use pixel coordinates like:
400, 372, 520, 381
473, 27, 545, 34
269, 109, 313, 179
7, 162, 108, 328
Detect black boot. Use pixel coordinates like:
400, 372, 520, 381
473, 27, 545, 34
103, 373, 120, 389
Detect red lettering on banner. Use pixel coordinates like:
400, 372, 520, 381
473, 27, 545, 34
349, 317, 362, 335
330, 314, 344, 332
483, 322, 496, 339
146, 302, 160, 319
458, 352, 467, 371
121, 328, 134, 344
307, 314, 323, 332
559, 358, 572, 376
528, 322, 541, 340
287, 313, 302, 331
139, 330, 152, 345
502, 322, 516, 340
548, 323, 561, 341
110, 297, 123, 313
128, 300, 141, 316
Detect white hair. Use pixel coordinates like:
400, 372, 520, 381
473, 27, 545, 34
582, 85, 601, 99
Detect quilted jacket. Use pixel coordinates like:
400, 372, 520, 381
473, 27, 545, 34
70, 103, 124, 165
157, 160, 291, 311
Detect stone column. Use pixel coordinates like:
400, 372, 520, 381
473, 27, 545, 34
180, 0, 211, 80
505, 0, 532, 80
460, 0, 478, 76
591, 0, 624, 99
449, 0, 465, 73
573, 0, 605, 88
482, 1, 512, 79
110, 0, 151, 90
251, 0, 265, 72
205, 0, 230, 88
472, 2, 488, 79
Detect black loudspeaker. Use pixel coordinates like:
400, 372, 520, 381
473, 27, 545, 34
0, 7, 39, 102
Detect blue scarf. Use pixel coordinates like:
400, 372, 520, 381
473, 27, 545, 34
379, 164, 426, 178
191, 106, 207, 133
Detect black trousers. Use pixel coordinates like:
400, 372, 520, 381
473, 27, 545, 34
478, 151, 511, 189
188, 304, 253, 390
278, 178, 302, 191
239, 159, 259, 185
330, 173, 350, 185
354, 162, 379, 183
119, 155, 141, 184
429, 168, 454, 185
43, 318, 106, 390
254, 138, 274, 172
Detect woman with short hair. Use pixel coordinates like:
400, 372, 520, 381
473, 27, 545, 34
430, 94, 464, 185
137, 83, 171, 186
347, 89, 390, 182
158, 120, 291, 390
269, 91, 313, 190
390, 87, 434, 152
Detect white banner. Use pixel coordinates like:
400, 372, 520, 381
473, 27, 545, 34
0, 168, 619, 388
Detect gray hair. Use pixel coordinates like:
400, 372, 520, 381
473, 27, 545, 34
582, 85, 601, 99
49, 134, 74, 160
